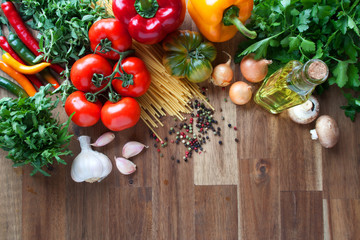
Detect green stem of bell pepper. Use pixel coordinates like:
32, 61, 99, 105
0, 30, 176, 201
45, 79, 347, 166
222, 6, 257, 39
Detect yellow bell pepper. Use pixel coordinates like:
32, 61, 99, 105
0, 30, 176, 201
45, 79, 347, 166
187, 0, 257, 42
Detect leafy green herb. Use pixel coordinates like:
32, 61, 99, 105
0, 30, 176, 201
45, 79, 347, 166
15, 0, 109, 78
236, 0, 360, 120
0, 84, 73, 176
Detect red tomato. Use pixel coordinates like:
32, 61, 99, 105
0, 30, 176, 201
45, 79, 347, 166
70, 54, 113, 93
112, 57, 151, 97
89, 18, 132, 60
65, 91, 102, 127
101, 97, 141, 131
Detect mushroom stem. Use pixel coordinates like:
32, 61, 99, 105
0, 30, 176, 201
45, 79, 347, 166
301, 100, 314, 112
310, 129, 318, 140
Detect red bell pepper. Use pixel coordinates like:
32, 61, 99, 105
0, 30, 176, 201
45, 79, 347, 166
112, 0, 186, 45
1, 1, 65, 75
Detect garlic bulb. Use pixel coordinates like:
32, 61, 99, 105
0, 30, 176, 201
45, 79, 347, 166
71, 136, 112, 183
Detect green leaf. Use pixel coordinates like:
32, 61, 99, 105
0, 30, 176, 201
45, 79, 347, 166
300, 39, 316, 53
288, 36, 301, 52
348, 16, 360, 36
347, 64, 360, 88
334, 15, 348, 34
333, 61, 349, 88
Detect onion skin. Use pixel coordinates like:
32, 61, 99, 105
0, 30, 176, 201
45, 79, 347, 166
229, 81, 253, 105
240, 53, 272, 83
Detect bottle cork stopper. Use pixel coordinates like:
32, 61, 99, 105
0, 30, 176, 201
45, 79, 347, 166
308, 61, 327, 80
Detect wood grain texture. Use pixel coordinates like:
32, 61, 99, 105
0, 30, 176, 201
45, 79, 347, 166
324, 199, 360, 240
280, 191, 323, 240
0, 152, 22, 240
195, 185, 238, 240
238, 158, 280, 240
0, 7, 360, 240
109, 187, 152, 239
321, 88, 360, 199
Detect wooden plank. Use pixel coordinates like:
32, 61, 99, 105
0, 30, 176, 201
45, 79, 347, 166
277, 115, 323, 191
22, 165, 66, 240
193, 37, 248, 186
324, 199, 360, 240
195, 185, 238, 240
0, 157, 22, 240
321, 87, 360, 199
280, 191, 323, 240
238, 158, 280, 240
151, 121, 196, 240
109, 187, 152, 239
237, 99, 279, 160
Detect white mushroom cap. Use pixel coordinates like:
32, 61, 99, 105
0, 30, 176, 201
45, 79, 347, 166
287, 96, 320, 124
310, 115, 339, 148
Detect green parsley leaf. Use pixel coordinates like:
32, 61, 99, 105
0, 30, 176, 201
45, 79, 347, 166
0, 84, 73, 176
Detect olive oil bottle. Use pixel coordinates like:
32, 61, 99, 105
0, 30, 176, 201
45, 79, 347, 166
254, 59, 329, 114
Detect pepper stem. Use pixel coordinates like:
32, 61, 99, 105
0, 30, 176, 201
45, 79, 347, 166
222, 6, 257, 39
134, 0, 159, 18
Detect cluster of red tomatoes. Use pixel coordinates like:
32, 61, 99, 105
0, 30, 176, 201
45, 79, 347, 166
64, 18, 151, 131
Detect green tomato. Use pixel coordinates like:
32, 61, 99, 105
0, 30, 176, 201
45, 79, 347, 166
162, 30, 217, 83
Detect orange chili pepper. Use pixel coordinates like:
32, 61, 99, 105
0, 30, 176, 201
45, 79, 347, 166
2, 52, 51, 74
0, 60, 36, 96
40, 69, 60, 89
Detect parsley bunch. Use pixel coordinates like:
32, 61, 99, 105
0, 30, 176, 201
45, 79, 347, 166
16, 0, 109, 78
235, 0, 360, 121
0, 85, 73, 176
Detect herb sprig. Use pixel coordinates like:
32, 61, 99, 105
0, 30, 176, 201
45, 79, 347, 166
235, 0, 360, 121
15, 0, 109, 78
0, 84, 73, 176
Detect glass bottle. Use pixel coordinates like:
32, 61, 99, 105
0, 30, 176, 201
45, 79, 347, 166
254, 59, 329, 114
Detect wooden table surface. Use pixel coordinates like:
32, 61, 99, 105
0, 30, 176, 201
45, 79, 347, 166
1, 8, 360, 240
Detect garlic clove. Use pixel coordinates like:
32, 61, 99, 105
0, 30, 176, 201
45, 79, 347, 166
91, 132, 115, 147
115, 157, 136, 175
122, 141, 148, 158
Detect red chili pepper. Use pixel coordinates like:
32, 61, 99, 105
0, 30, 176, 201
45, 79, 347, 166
0, 36, 43, 89
112, 0, 186, 45
1, 1, 65, 75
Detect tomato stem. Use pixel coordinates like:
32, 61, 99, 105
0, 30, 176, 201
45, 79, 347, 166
87, 49, 135, 103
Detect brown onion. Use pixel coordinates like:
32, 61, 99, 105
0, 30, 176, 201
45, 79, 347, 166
210, 51, 233, 87
240, 53, 272, 83
229, 81, 253, 105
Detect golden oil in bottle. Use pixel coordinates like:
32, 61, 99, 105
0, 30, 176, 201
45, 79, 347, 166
254, 59, 329, 114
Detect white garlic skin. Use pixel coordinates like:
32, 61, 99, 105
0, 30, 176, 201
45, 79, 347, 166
71, 136, 112, 183
115, 157, 136, 175
122, 141, 148, 158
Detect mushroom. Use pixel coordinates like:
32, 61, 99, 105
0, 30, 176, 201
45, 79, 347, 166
287, 96, 320, 124
310, 115, 339, 148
